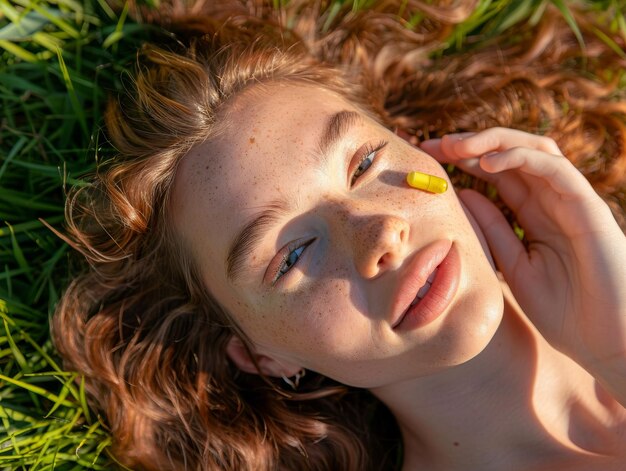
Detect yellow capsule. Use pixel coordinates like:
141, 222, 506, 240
406, 171, 448, 194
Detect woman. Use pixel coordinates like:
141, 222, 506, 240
53, 1, 626, 469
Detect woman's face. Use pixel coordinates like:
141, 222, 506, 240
171, 82, 504, 388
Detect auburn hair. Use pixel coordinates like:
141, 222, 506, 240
52, 1, 626, 470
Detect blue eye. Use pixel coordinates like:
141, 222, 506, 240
272, 239, 315, 284
350, 140, 387, 186
351, 153, 375, 183
278, 246, 305, 277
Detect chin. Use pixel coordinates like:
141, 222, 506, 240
437, 257, 505, 368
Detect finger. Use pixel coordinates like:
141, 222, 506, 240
430, 151, 532, 214
420, 132, 476, 163
459, 189, 528, 280
422, 138, 533, 215
418, 138, 448, 162
449, 156, 499, 183
483, 171, 531, 216
479, 147, 591, 199
395, 128, 419, 146
454, 127, 563, 157
478, 148, 617, 241
441, 133, 483, 159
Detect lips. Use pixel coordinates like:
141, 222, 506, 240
410, 268, 438, 307
391, 240, 460, 331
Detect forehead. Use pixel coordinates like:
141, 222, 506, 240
171, 82, 361, 282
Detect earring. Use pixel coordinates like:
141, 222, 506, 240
281, 369, 306, 390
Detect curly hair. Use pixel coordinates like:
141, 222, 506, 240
52, 1, 626, 470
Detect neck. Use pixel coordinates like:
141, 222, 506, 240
371, 288, 624, 471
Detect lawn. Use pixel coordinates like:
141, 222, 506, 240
1, 0, 624, 469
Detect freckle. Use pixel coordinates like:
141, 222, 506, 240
249, 137, 255, 144
453, 442, 460, 447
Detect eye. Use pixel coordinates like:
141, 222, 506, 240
271, 239, 315, 284
350, 140, 388, 186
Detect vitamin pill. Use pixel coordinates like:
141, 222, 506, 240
406, 171, 448, 194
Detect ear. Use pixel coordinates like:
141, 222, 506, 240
226, 335, 302, 378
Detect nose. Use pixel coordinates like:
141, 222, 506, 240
353, 214, 410, 278
327, 199, 410, 279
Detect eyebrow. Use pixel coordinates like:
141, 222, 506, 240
226, 200, 291, 283
317, 110, 361, 158
225, 110, 361, 284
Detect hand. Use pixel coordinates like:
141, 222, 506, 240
421, 128, 626, 380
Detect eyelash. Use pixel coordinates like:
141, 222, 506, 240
271, 139, 388, 285
350, 140, 388, 186
271, 238, 315, 285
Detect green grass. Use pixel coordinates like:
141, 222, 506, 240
0, 0, 624, 469
0, 0, 145, 468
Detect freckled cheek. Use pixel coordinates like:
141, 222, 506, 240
299, 278, 367, 355
254, 277, 357, 355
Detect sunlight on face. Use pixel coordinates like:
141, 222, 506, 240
171, 82, 504, 388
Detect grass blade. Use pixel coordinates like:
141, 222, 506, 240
551, 0, 585, 51
55, 47, 89, 136
0, 373, 75, 408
